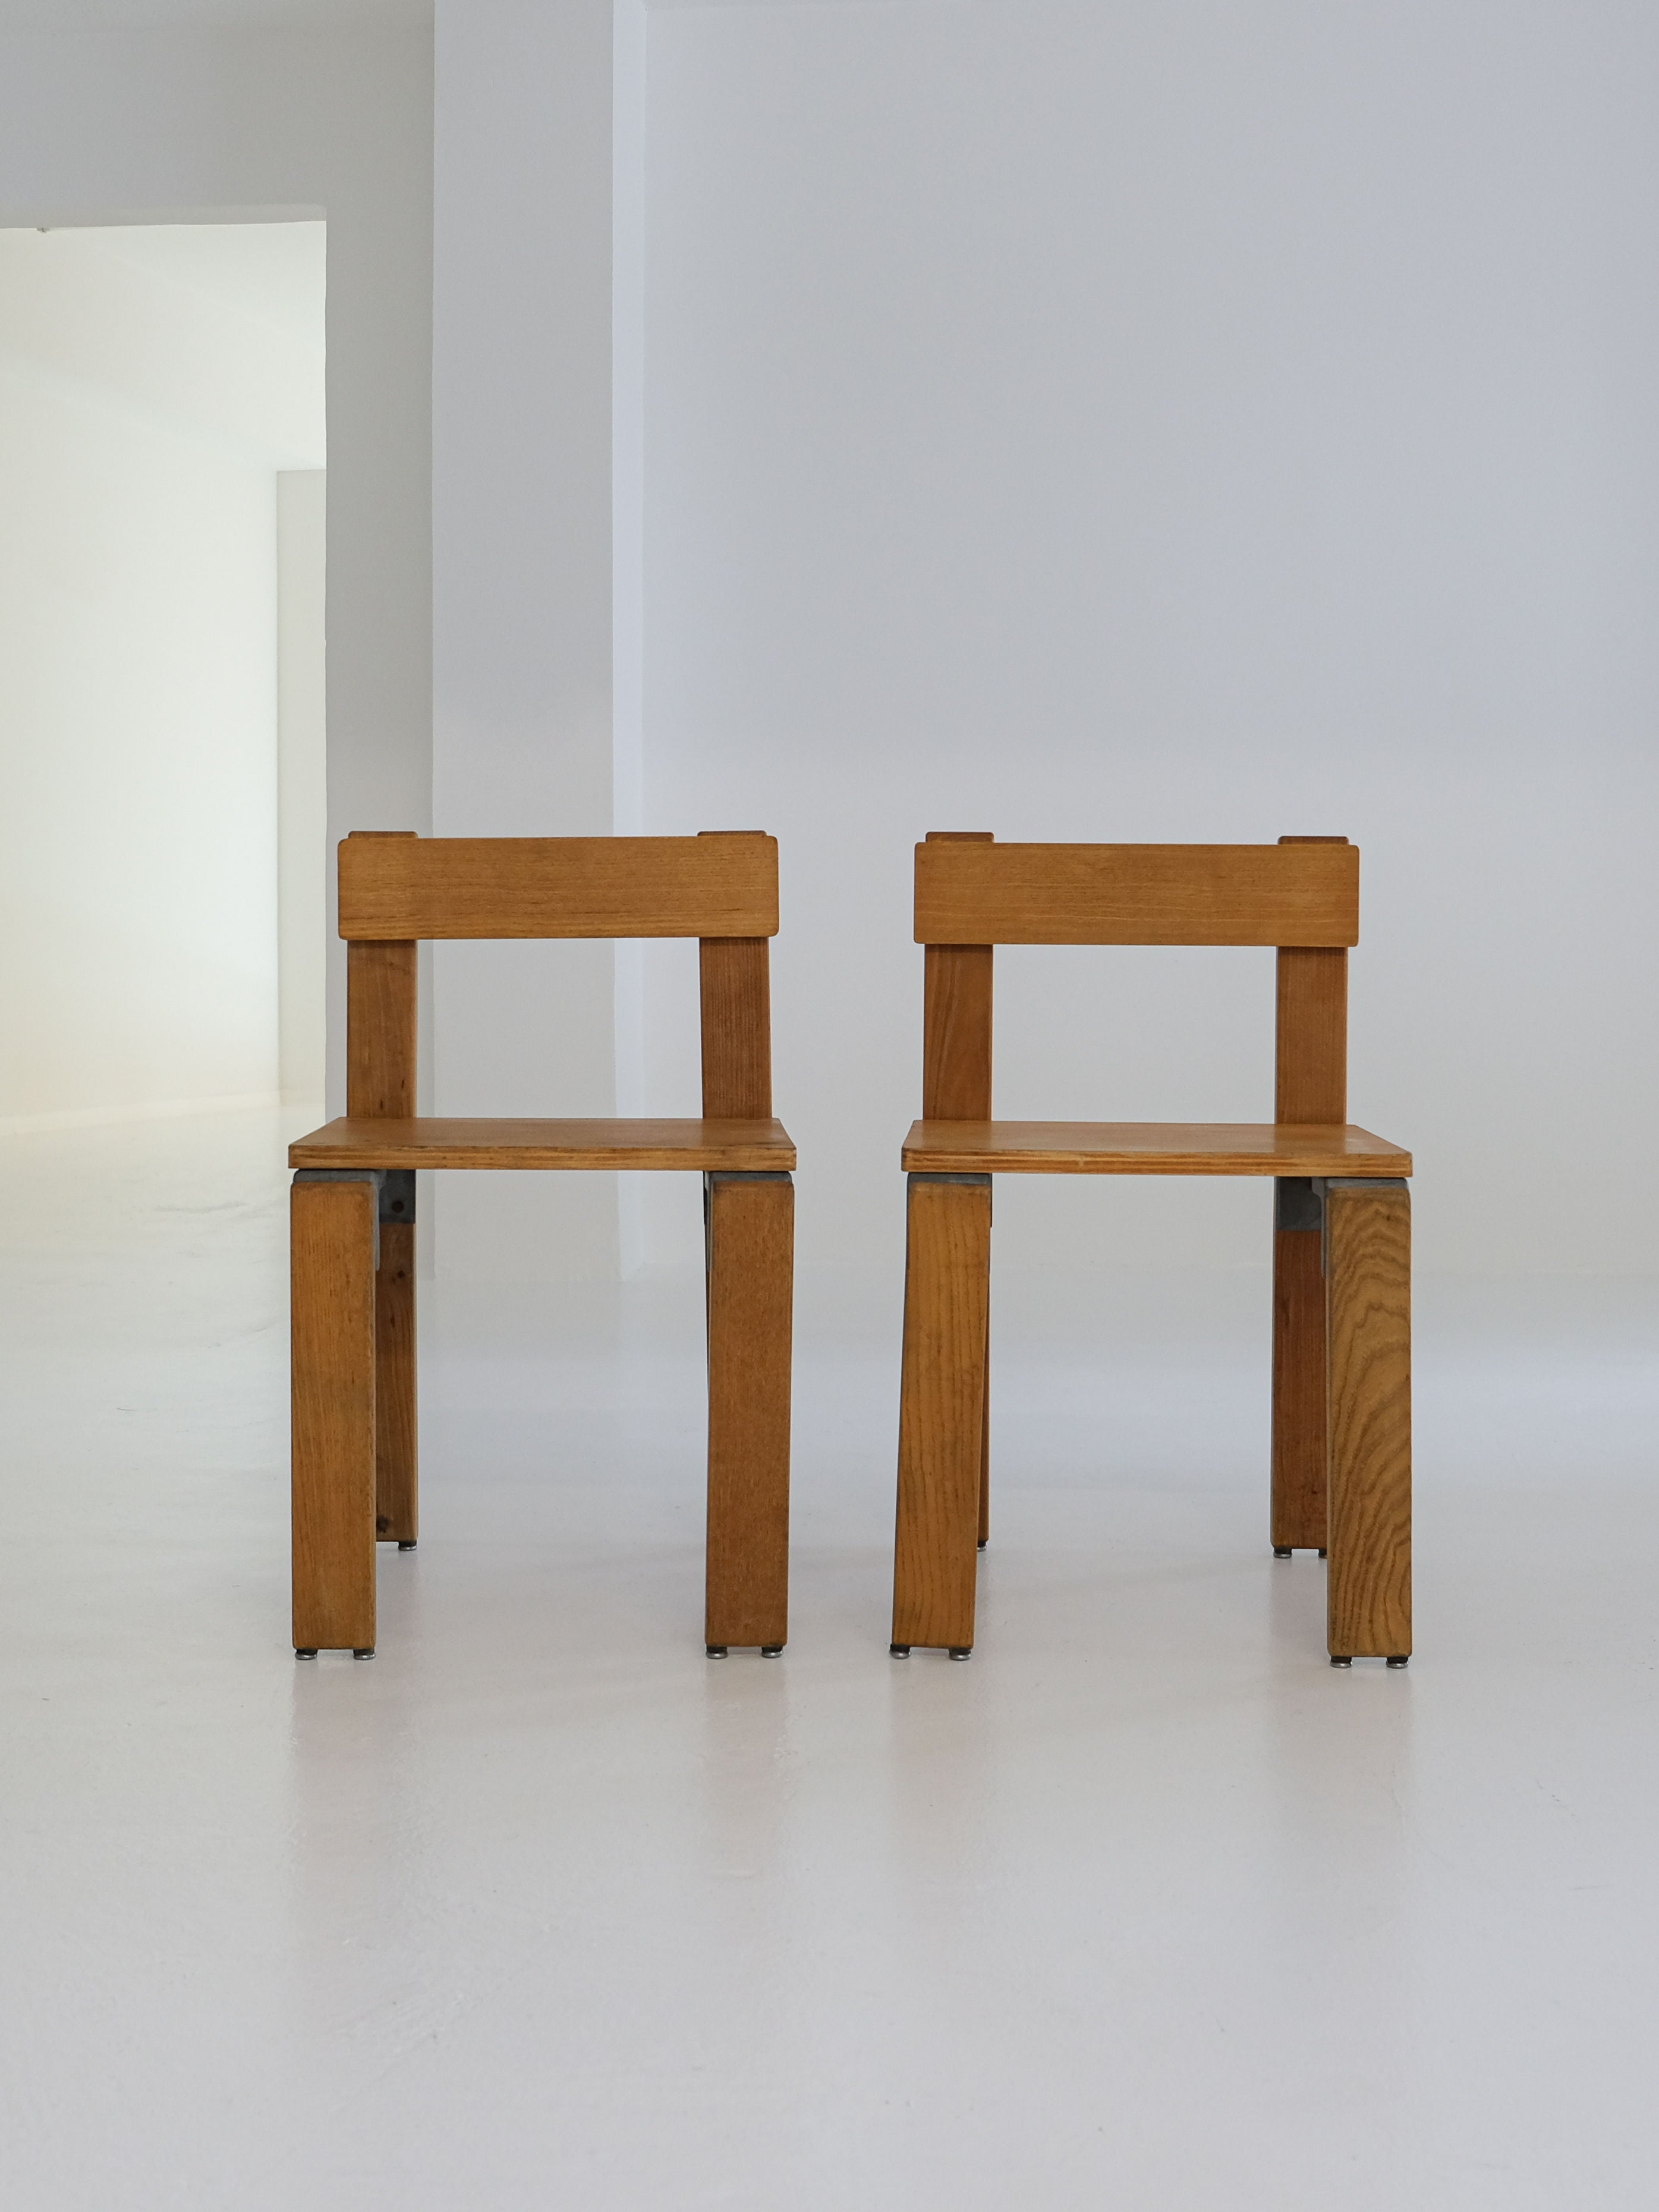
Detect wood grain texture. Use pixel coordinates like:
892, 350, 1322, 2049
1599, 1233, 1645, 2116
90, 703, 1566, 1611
374, 1218, 417, 1545
923, 946, 994, 1118
892, 1175, 991, 1651
1275, 949, 1348, 1123
1271, 1222, 1328, 1549
700, 940, 772, 1117
291, 1178, 377, 1652
914, 840, 1359, 948
290, 1117, 795, 1172
347, 938, 417, 1117
901, 1121, 1411, 1177
339, 833, 779, 941
1326, 1179, 1412, 1658
704, 1174, 794, 1648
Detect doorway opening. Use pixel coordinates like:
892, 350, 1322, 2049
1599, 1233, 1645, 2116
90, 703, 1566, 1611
0, 218, 326, 1133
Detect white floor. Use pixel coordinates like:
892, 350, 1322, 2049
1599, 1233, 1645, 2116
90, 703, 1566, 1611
2, 1108, 1656, 2210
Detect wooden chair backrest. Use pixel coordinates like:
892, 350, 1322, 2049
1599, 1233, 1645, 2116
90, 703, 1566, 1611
339, 831, 779, 1121
914, 833, 1355, 1124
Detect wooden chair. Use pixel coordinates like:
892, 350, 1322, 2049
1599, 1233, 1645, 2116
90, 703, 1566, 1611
890, 833, 1412, 1668
288, 831, 795, 1662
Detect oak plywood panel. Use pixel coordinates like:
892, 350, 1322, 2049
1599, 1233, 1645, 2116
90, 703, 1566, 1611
892, 1175, 991, 1652
339, 834, 779, 941
289, 1117, 796, 1173
901, 1121, 1411, 1177
1275, 947, 1348, 1126
705, 1174, 794, 1650
922, 944, 994, 1121
914, 840, 1359, 948
700, 940, 773, 1118
346, 940, 417, 1120
1326, 1179, 1412, 1659
291, 1177, 377, 1653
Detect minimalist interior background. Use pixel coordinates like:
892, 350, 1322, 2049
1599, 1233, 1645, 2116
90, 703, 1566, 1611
0, 222, 325, 1127
0, 11, 435, 1116
424, 0, 1659, 1285
628, 0, 1659, 1283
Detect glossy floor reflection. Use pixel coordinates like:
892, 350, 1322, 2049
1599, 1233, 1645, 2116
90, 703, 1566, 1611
1, 1110, 1655, 2209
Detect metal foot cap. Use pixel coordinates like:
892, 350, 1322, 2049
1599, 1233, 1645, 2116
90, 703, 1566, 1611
947, 1647, 972, 1661
760, 1644, 783, 1656
1273, 1546, 1293, 1558
977, 1539, 988, 1550
1330, 1655, 1353, 1667
1318, 1548, 1327, 1558
398, 1540, 417, 1552
1386, 1655, 1410, 1668
890, 1643, 911, 1658
294, 1649, 317, 1660
353, 1648, 375, 1660
706, 1645, 728, 1659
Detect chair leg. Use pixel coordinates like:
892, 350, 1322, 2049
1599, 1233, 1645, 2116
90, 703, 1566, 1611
291, 1174, 378, 1655
704, 1172, 794, 1651
1271, 1180, 1328, 1551
892, 1173, 991, 1653
1324, 1179, 1412, 1662
977, 1330, 991, 1548
374, 1207, 418, 1548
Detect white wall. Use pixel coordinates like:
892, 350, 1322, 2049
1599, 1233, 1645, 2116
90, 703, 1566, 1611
278, 467, 328, 1103
0, 342, 279, 1121
0, 224, 323, 1127
635, 0, 1659, 1280
0, 22, 435, 1118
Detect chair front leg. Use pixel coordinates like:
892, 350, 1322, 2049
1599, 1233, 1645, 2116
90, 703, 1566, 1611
291, 1172, 380, 1656
892, 1173, 991, 1656
704, 1171, 794, 1653
1324, 1178, 1412, 1664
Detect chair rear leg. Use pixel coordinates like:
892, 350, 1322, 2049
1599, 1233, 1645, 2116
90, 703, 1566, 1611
1324, 1179, 1412, 1663
374, 1175, 418, 1548
977, 1340, 991, 1549
892, 1173, 990, 1655
1271, 1179, 1328, 1553
291, 1173, 379, 1656
704, 1172, 794, 1652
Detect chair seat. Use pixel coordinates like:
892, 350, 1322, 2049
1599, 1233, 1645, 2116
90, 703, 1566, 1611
901, 1120, 1411, 1177
290, 1117, 796, 1173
